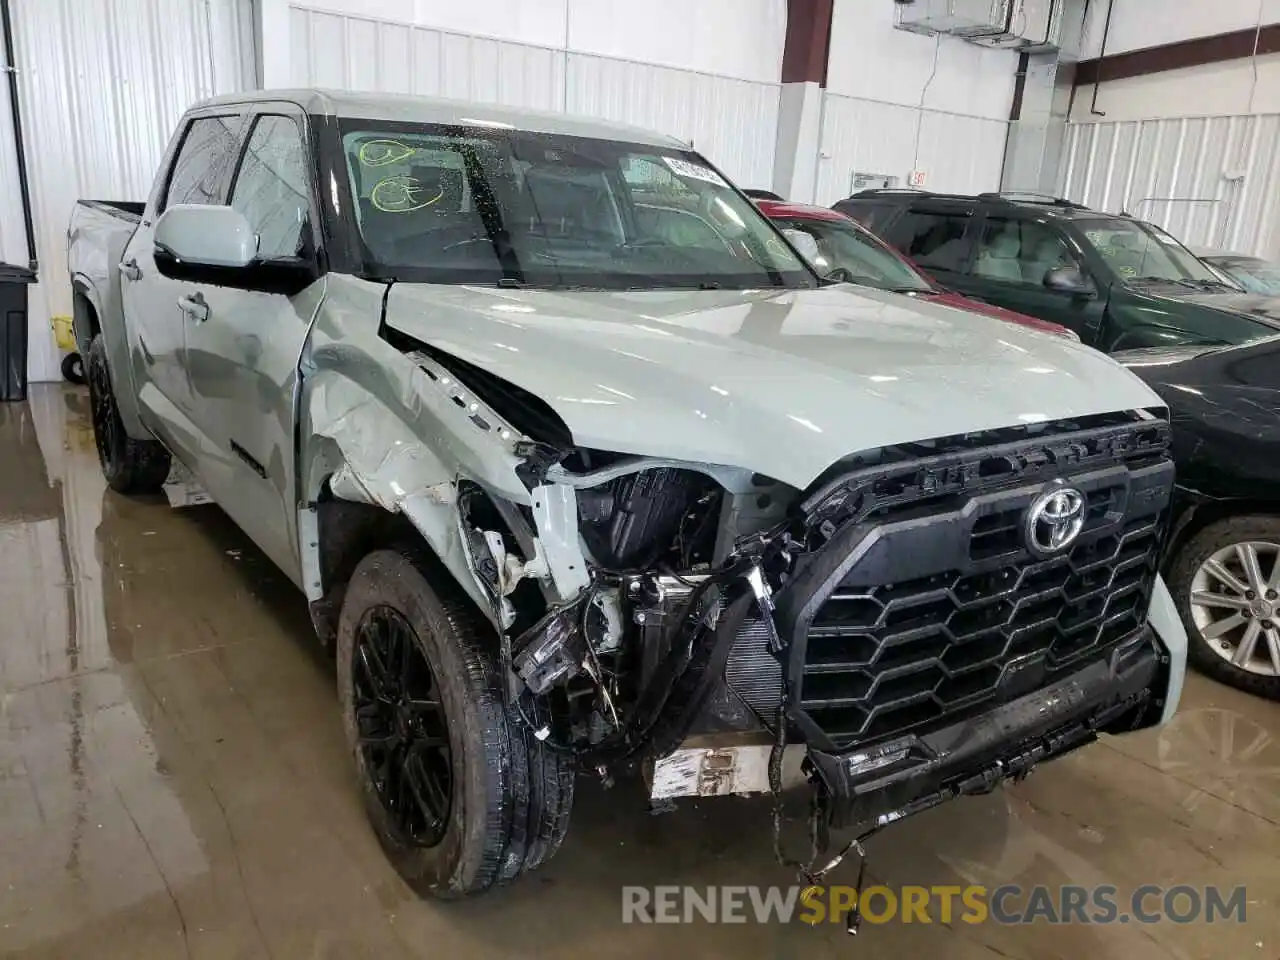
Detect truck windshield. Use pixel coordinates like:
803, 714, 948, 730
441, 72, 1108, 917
1077, 218, 1220, 285
338, 121, 815, 290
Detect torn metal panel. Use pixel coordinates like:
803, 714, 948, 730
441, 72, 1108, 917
401, 492, 506, 627
530, 483, 591, 601
297, 276, 595, 622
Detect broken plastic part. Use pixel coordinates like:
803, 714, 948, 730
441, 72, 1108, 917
513, 603, 586, 695
546, 456, 759, 494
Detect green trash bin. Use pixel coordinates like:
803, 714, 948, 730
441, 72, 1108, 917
0, 263, 37, 402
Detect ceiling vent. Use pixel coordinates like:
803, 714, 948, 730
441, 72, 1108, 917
895, 0, 1075, 54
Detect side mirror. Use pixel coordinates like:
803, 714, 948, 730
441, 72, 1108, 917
1044, 265, 1094, 296
781, 228, 822, 265
155, 204, 257, 268
153, 204, 318, 295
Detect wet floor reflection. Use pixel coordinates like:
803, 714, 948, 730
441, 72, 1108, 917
0, 385, 1276, 959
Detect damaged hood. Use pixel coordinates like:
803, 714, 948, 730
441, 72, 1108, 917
385, 283, 1162, 490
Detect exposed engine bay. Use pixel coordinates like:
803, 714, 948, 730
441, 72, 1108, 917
466, 456, 798, 766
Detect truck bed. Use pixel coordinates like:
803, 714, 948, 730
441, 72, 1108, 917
66, 198, 144, 361
76, 199, 145, 222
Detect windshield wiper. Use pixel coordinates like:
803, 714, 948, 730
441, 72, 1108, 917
1193, 278, 1240, 291
1132, 275, 1199, 289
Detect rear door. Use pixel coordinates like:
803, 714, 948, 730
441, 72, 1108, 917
949, 213, 1107, 343
121, 111, 244, 458
878, 200, 981, 290
181, 106, 322, 582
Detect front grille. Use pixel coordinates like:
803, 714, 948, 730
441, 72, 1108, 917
782, 410, 1172, 751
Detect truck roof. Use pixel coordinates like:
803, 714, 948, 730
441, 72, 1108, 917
193, 88, 688, 149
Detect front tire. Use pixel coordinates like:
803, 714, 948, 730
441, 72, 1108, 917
337, 547, 574, 897
1168, 515, 1280, 700
86, 335, 170, 495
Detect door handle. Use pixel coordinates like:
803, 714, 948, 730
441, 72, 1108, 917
178, 291, 209, 323
119, 258, 142, 282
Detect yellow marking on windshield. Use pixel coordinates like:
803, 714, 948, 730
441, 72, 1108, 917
359, 139, 418, 166
370, 176, 445, 213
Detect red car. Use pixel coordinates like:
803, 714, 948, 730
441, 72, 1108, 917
757, 200, 1078, 340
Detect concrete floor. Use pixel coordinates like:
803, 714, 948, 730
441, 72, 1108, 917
0, 384, 1277, 959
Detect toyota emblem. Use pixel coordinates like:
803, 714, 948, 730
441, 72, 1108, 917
1025, 484, 1086, 554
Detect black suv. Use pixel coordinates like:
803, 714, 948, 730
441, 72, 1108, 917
834, 190, 1280, 352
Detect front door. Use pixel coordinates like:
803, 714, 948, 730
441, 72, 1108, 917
948, 215, 1107, 343
183, 109, 322, 583
122, 113, 243, 459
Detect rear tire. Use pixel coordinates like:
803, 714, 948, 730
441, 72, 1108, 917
1168, 515, 1280, 701
86, 335, 170, 495
337, 547, 574, 897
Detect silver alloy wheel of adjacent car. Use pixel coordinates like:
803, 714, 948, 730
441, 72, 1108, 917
1189, 541, 1280, 677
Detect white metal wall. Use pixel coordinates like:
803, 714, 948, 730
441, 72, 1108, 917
815, 95, 1009, 204
1059, 115, 1280, 260
5, 0, 256, 383
287, 4, 780, 188
811, 1, 1017, 205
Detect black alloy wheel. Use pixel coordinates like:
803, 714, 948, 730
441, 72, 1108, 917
88, 343, 121, 474
85, 335, 170, 494
353, 604, 453, 846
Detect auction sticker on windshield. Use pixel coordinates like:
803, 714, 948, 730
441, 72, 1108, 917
663, 156, 728, 187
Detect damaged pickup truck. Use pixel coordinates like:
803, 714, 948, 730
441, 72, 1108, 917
68, 89, 1189, 899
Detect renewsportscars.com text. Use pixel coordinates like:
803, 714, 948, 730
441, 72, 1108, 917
621, 884, 1248, 926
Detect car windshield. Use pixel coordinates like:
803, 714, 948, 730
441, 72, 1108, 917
1215, 257, 1280, 295
768, 215, 933, 293
338, 121, 815, 291
1077, 218, 1220, 285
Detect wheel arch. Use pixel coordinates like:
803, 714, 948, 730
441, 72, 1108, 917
1164, 495, 1280, 574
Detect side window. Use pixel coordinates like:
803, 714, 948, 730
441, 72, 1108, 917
163, 116, 241, 210
893, 210, 972, 272
229, 115, 312, 260
974, 218, 1077, 286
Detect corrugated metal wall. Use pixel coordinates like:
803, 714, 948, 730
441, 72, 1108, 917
6, 0, 256, 382
1059, 115, 1280, 260
287, 4, 780, 188
815, 93, 1009, 204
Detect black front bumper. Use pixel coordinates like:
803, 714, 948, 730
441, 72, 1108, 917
807, 629, 1160, 829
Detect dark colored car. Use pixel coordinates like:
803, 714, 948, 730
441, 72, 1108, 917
1119, 338, 1280, 699
757, 199, 1078, 339
834, 190, 1280, 352
1193, 248, 1280, 296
